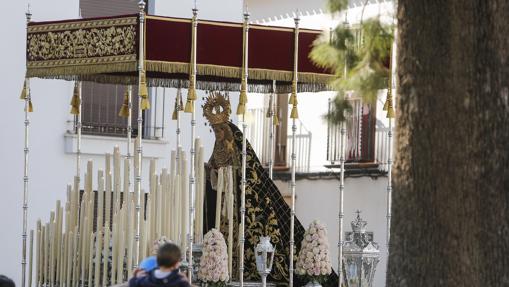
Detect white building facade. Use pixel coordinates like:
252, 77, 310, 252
0, 1, 394, 286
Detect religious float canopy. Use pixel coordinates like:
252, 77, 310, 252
26, 14, 333, 93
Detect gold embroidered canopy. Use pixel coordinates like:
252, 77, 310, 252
26, 14, 333, 92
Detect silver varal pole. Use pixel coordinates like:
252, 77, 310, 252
187, 7, 198, 282
21, 8, 32, 287
134, 0, 146, 268
338, 121, 346, 287
268, 80, 276, 179
76, 81, 82, 178
386, 28, 397, 252
289, 13, 300, 287
239, 9, 250, 287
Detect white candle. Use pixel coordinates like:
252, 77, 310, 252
215, 168, 224, 229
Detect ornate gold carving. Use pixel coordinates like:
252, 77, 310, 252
27, 25, 137, 62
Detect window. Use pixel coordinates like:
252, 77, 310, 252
78, 0, 153, 139
80, 82, 141, 138
327, 95, 377, 164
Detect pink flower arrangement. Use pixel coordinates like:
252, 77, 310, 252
296, 220, 332, 283
198, 229, 229, 286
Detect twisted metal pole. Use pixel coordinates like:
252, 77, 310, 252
338, 121, 346, 287
289, 13, 300, 287
187, 7, 198, 282
21, 9, 32, 287
134, 0, 146, 268
239, 9, 250, 287
268, 80, 276, 179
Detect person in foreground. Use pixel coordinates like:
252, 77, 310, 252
129, 243, 190, 287
0, 275, 15, 287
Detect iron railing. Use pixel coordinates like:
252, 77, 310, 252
244, 108, 312, 173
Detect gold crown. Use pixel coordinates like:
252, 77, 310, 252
203, 92, 231, 125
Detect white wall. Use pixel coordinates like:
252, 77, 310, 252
275, 176, 389, 287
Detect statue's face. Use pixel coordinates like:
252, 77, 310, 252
212, 124, 225, 142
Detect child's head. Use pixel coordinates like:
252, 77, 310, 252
156, 242, 181, 269
0, 275, 15, 287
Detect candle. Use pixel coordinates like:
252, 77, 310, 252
102, 226, 111, 287
36, 221, 41, 286
181, 152, 188, 252
227, 166, 234, 276
29, 230, 34, 287
215, 168, 224, 229
94, 230, 103, 287
114, 147, 121, 216
88, 232, 95, 286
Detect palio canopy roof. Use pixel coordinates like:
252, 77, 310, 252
26, 14, 333, 92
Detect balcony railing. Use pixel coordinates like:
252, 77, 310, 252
327, 97, 394, 172
244, 108, 312, 173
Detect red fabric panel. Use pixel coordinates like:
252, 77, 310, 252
249, 28, 294, 71
146, 18, 191, 63
197, 23, 243, 67
299, 32, 330, 74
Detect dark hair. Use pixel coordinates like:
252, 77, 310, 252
157, 242, 181, 268
0, 275, 15, 287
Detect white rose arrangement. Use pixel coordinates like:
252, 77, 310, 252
296, 220, 332, 284
198, 229, 229, 287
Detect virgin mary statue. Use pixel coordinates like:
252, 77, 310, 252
201, 93, 337, 286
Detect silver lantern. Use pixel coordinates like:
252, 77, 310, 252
342, 211, 380, 287
255, 236, 276, 287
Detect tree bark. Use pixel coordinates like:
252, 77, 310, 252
387, 1, 509, 286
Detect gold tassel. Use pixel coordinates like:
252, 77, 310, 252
386, 97, 395, 118
184, 99, 194, 113
273, 114, 279, 126
172, 91, 180, 120
266, 96, 273, 118
386, 101, 395, 118
139, 72, 150, 110
118, 90, 130, 118
290, 105, 299, 119
20, 80, 28, 100
70, 83, 81, 115
383, 98, 389, 111
28, 99, 34, 113
188, 76, 197, 101
236, 103, 246, 115
289, 81, 298, 105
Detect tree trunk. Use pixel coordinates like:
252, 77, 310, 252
387, 1, 509, 286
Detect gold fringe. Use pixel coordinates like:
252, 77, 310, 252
20, 80, 28, 100
290, 105, 299, 119
184, 99, 194, 113
144, 60, 333, 84
28, 99, 34, 113
236, 103, 246, 115
118, 89, 130, 118
27, 61, 137, 78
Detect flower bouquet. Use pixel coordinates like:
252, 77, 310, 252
198, 229, 229, 287
296, 220, 333, 286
